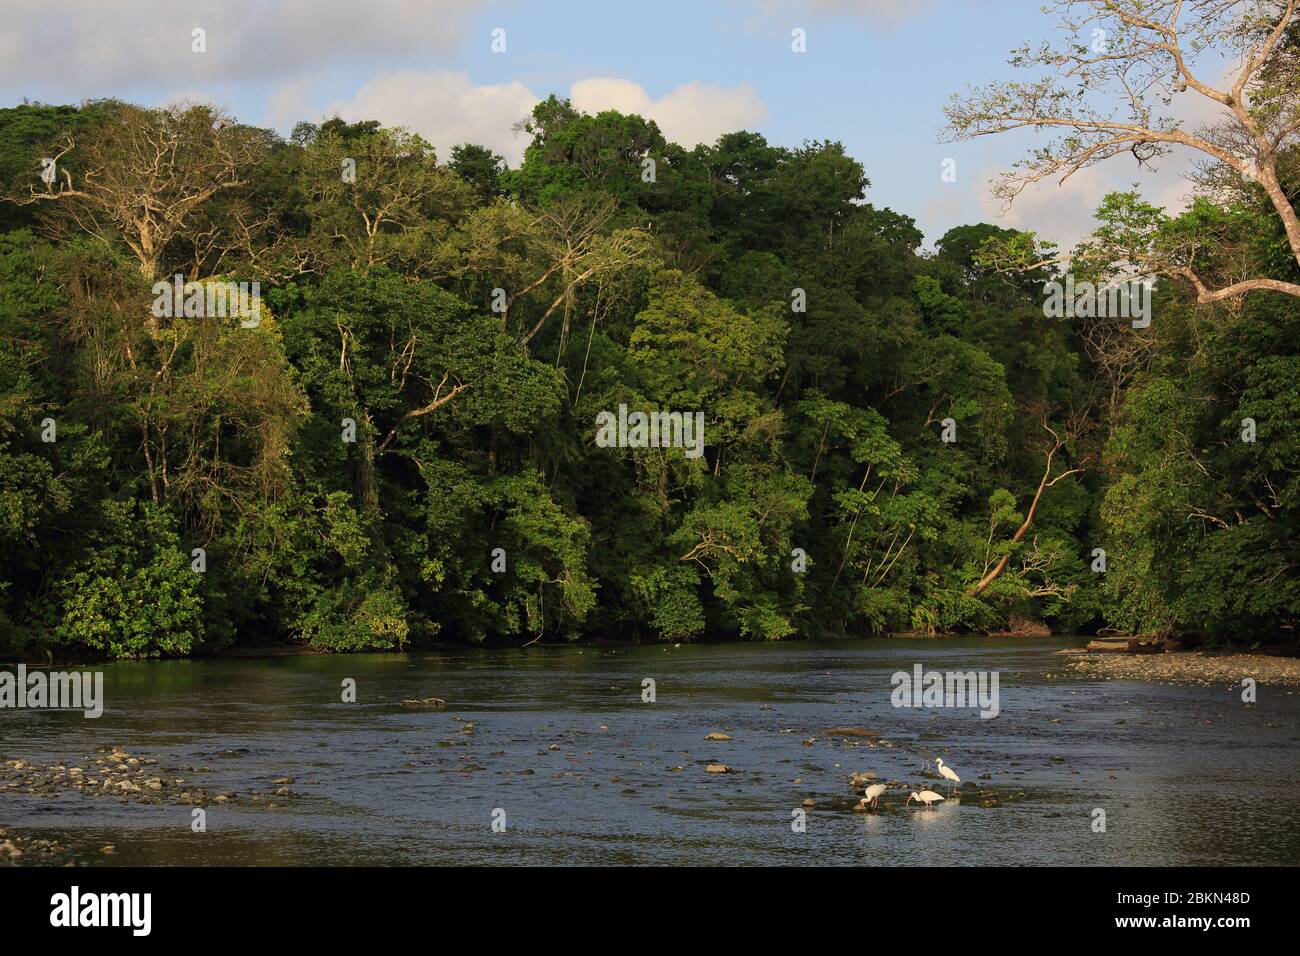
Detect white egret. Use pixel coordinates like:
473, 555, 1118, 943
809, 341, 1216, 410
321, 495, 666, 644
935, 757, 961, 795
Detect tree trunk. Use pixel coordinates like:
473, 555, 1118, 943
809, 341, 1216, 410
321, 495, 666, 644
966, 428, 1080, 597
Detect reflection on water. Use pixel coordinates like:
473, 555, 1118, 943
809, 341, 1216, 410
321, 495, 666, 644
2, 636, 1298, 865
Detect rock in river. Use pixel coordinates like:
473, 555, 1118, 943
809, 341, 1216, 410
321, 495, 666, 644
819, 727, 882, 738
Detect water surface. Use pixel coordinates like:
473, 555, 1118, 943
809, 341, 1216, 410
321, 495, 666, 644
3, 636, 1298, 865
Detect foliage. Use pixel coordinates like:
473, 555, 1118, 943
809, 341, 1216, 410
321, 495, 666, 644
0, 87, 1294, 658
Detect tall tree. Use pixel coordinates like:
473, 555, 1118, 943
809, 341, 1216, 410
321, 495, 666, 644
11, 101, 264, 281
945, 0, 1300, 302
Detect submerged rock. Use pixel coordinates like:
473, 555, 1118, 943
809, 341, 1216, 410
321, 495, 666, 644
0, 829, 83, 867
819, 727, 882, 738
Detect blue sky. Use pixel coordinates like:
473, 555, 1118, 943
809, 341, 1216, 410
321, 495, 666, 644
1, 0, 1205, 249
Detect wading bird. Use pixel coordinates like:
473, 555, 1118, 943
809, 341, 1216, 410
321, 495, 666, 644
935, 757, 961, 795
907, 790, 945, 810
857, 783, 888, 811
916, 748, 933, 773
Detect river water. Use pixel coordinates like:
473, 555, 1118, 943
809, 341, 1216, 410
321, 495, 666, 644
3, 636, 1298, 865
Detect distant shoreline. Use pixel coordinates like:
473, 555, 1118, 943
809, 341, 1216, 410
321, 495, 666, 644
5, 631, 1298, 669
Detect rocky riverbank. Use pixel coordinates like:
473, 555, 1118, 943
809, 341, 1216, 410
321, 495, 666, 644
1, 746, 302, 807
1065, 649, 1300, 686
0, 825, 86, 866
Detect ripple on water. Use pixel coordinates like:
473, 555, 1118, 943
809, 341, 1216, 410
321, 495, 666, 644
2, 637, 1298, 865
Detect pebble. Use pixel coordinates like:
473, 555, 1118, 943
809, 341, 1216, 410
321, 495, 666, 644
0, 747, 299, 812
1067, 650, 1300, 685
0, 830, 80, 867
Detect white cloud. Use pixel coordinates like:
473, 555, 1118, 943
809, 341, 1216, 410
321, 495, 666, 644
264, 79, 314, 132
974, 81, 1240, 251
977, 157, 1197, 255
321, 71, 540, 165
742, 0, 937, 26
0, 0, 490, 94
796, 0, 935, 23
313, 73, 769, 165
570, 79, 768, 147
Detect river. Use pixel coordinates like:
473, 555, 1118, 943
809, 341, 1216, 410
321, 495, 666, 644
3, 636, 1298, 865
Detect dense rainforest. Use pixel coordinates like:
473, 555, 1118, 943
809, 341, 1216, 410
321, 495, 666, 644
0, 87, 1296, 658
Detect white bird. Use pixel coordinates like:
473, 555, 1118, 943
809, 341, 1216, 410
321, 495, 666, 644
935, 757, 961, 795
907, 790, 945, 810
856, 782, 888, 810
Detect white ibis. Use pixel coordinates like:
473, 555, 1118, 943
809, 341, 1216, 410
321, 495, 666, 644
856, 782, 888, 810
935, 757, 961, 795
906, 790, 945, 810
